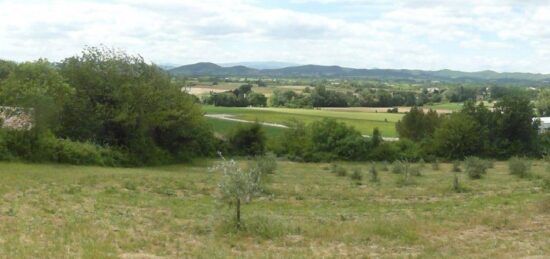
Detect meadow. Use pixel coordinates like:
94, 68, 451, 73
204, 106, 402, 137
0, 160, 549, 258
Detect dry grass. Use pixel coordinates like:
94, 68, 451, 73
0, 160, 549, 258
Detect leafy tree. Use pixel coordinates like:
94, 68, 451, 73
432, 113, 482, 159
371, 127, 382, 147
246, 92, 267, 107
0, 59, 73, 132
229, 122, 266, 156
396, 107, 441, 141
536, 88, 550, 116
214, 155, 261, 229
58, 46, 213, 164
308, 119, 367, 160
493, 96, 539, 157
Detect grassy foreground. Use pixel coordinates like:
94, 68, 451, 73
0, 161, 549, 258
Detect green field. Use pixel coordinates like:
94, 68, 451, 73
203, 106, 402, 137
207, 117, 287, 140
1, 160, 549, 257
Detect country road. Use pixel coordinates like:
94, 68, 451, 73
205, 113, 399, 141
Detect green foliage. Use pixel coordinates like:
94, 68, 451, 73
213, 156, 262, 228
508, 156, 531, 178
0, 130, 127, 166
369, 164, 379, 183
350, 168, 363, 182
452, 172, 462, 192
536, 88, 550, 116
464, 157, 489, 179
380, 161, 389, 171
391, 161, 404, 174
229, 122, 266, 156
0, 59, 73, 133
281, 118, 369, 162
452, 161, 462, 172
396, 107, 441, 141
250, 152, 278, 175
432, 113, 482, 159
432, 160, 440, 170
58, 46, 214, 165
331, 164, 347, 177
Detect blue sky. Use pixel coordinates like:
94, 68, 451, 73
1, 0, 549, 73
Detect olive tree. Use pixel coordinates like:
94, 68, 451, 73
213, 154, 261, 228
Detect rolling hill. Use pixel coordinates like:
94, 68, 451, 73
169, 62, 550, 84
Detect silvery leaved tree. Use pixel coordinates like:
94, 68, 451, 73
213, 153, 261, 229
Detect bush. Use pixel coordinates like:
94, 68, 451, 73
452, 172, 466, 193
508, 156, 531, 178
380, 161, 389, 171
409, 166, 421, 176
331, 164, 347, 177
251, 152, 278, 175
392, 161, 404, 174
452, 161, 462, 172
369, 164, 379, 183
0, 130, 128, 166
350, 168, 363, 182
432, 160, 440, 170
464, 157, 489, 179
229, 122, 266, 156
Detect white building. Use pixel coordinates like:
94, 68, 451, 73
536, 117, 550, 133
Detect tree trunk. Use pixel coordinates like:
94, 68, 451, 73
236, 198, 241, 229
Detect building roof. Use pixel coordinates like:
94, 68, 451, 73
537, 117, 550, 124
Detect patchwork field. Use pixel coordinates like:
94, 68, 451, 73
204, 106, 402, 138
1, 160, 549, 258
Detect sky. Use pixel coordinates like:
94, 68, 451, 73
1, 0, 550, 73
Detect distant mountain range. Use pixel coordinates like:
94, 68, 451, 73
168, 62, 550, 84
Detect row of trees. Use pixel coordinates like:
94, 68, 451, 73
202, 84, 267, 107
396, 98, 545, 159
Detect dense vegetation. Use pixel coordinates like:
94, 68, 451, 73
0, 47, 214, 166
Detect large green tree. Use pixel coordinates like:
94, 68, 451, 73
432, 113, 482, 159
58, 46, 213, 164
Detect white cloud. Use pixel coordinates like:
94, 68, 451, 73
0, 0, 549, 72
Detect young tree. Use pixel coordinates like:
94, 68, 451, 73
214, 155, 261, 229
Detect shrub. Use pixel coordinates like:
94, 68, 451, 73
350, 168, 363, 182
432, 160, 440, 170
508, 156, 531, 178
452, 161, 462, 172
410, 166, 421, 177
369, 164, 379, 183
418, 158, 426, 168
380, 161, 389, 171
331, 164, 347, 177
392, 161, 404, 174
229, 122, 266, 156
464, 157, 489, 179
451, 172, 467, 193
251, 152, 278, 175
